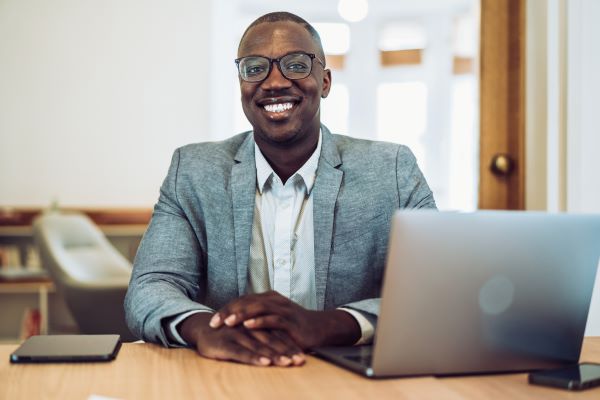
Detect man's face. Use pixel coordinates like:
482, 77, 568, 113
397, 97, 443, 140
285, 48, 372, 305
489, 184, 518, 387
237, 21, 331, 146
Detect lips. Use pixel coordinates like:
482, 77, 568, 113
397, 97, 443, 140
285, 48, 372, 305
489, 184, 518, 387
257, 96, 301, 116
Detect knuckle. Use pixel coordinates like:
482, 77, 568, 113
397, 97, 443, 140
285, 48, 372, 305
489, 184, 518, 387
258, 345, 276, 357
200, 345, 225, 360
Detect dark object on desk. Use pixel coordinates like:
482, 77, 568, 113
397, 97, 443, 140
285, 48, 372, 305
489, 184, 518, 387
314, 211, 600, 378
10, 334, 121, 363
529, 363, 600, 391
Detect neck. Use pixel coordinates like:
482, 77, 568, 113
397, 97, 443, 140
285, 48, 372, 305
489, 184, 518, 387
255, 129, 319, 184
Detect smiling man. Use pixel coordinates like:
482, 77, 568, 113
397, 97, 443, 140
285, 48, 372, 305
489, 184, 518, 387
125, 12, 436, 367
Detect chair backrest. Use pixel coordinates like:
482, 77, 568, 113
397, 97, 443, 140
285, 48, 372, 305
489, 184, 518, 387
33, 212, 135, 341
33, 212, 131, 284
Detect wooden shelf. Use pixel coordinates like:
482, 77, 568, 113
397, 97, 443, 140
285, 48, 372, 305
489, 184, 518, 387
0, 225, 147, 235
0, 279, 54, 293
0, 207, 152, 227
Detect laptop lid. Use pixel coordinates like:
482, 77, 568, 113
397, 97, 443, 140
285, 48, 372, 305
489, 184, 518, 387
370, 211, 600, 377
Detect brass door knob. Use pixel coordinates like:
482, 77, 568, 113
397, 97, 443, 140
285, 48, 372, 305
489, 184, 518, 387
490, 154, 514, 176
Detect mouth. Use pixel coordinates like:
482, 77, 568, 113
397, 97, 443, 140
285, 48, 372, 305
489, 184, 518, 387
263, 102, 294, 113
257, 96, 301, 119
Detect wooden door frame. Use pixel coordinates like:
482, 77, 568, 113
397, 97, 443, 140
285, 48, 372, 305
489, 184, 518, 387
479, 0, 526, 209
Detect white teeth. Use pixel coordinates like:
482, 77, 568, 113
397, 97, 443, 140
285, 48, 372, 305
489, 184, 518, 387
264, 102, 293, 113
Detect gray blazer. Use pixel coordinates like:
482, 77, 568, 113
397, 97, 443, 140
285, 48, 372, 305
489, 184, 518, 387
124, 126, 436, 346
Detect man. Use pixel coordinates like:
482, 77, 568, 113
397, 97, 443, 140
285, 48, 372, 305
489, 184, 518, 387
124, 12, 435, 368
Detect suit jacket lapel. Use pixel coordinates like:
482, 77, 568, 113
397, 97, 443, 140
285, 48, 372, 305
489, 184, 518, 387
313, 126, 343, 310
231, 133, 256, 296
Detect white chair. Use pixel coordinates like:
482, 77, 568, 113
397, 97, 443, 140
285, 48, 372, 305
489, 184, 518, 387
33, 212, 136, 341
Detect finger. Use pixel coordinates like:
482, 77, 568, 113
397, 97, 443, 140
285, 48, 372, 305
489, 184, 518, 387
233, 330, 291, 366
194, 325, 277, 366
208, 310, 251, 328
270, 330, 306, 366
249, 330, 302, 366
209, 313, 223, 328
200, 340, 272, 367
244, 316, 311, 356
209, 296, 265, 328
224, 303, 282, 327
243, 314, 291, 331
208, 311, 235, 328
214, 295, 290, 328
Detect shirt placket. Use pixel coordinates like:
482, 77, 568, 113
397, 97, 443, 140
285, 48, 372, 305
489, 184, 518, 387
271, 177, 294, 298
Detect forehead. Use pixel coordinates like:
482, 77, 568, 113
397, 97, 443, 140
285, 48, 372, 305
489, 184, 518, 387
238, 21, 318, 58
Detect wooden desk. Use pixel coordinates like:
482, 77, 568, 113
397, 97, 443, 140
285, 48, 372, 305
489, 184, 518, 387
2, 338, 600, 399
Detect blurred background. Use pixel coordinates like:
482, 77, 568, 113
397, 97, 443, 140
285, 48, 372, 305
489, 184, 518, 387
0, 0, 481, 211
0, 0, 599, 342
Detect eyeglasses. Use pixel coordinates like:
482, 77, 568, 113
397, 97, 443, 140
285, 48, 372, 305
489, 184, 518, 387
235, 52, 326, 83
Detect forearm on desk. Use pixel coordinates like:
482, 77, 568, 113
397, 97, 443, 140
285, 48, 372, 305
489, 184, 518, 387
124, 272, 213, 346
167, 307, 373, 347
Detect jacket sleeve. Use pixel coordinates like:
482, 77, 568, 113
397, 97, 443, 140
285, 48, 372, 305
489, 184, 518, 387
124, 149, 212, 346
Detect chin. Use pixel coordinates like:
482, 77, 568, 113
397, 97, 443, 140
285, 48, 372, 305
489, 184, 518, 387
259, 126, 302, 145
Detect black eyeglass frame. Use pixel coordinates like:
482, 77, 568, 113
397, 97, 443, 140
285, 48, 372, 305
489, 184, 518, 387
235, 51, 326, 83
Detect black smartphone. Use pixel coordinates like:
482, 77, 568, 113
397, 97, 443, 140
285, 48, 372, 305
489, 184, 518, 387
528, 363, 600, 391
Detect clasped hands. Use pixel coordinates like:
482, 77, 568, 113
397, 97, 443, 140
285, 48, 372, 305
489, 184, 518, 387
179, 291, 361, 367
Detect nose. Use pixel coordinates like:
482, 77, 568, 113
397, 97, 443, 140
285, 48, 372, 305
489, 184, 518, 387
260, 61, 292, 90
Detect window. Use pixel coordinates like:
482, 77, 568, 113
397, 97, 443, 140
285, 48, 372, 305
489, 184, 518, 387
377, 82, 427, 164
322, 83, 349, 134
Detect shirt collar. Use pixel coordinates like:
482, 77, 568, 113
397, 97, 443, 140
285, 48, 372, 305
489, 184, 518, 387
254, 130, 322, 195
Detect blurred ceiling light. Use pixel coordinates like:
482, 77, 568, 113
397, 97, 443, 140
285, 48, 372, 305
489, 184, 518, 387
338, 0, 369, 23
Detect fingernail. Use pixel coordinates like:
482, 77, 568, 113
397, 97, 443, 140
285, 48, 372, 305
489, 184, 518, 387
292, 354, 305, 365
209, 314, 221, 328
243, 318, 256, 327
224, 314, 236, 326
279, 356, 292, 366
259, 357, 271, 366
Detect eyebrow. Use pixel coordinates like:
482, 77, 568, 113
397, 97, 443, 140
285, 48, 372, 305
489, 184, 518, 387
237, 49, 313, 59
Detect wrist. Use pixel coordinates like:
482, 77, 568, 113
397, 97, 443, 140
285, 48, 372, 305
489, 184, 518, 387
180, 312, 214, 346
314, 310, 361, 347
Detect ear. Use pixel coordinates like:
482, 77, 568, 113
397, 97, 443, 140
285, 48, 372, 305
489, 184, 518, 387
321, 69, 332, 98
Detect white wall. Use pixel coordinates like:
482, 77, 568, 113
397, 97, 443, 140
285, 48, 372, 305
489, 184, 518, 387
526, 0, 600, 335
566, 0, 600, 214
567, 0, 600, 336
0, 0, 212, 207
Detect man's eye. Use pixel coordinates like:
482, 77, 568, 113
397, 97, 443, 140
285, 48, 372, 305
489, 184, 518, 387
245, 65, 266, 76
285, 63, 309, 72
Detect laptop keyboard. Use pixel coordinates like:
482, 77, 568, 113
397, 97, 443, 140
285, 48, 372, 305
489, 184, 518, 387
343, 347, 373, 366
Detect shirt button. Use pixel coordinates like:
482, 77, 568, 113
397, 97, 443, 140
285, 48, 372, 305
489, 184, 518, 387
276, 259, 285, 267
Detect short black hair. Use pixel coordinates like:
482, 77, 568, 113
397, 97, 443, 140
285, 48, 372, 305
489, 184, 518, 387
238, 11, 325, 61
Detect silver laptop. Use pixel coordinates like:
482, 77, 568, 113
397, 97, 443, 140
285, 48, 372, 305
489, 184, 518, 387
313, 211, 600, 378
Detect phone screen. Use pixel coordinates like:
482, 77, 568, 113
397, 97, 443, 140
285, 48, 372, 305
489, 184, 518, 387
529, 363, 600, 390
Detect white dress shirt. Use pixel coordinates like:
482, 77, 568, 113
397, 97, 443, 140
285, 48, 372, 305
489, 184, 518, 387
169, 131, 373, 345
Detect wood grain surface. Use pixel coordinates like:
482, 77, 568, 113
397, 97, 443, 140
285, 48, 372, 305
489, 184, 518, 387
1, 338, 599, 399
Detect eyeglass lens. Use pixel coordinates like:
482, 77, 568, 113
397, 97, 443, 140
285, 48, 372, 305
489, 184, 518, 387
239, 53, 313, 82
